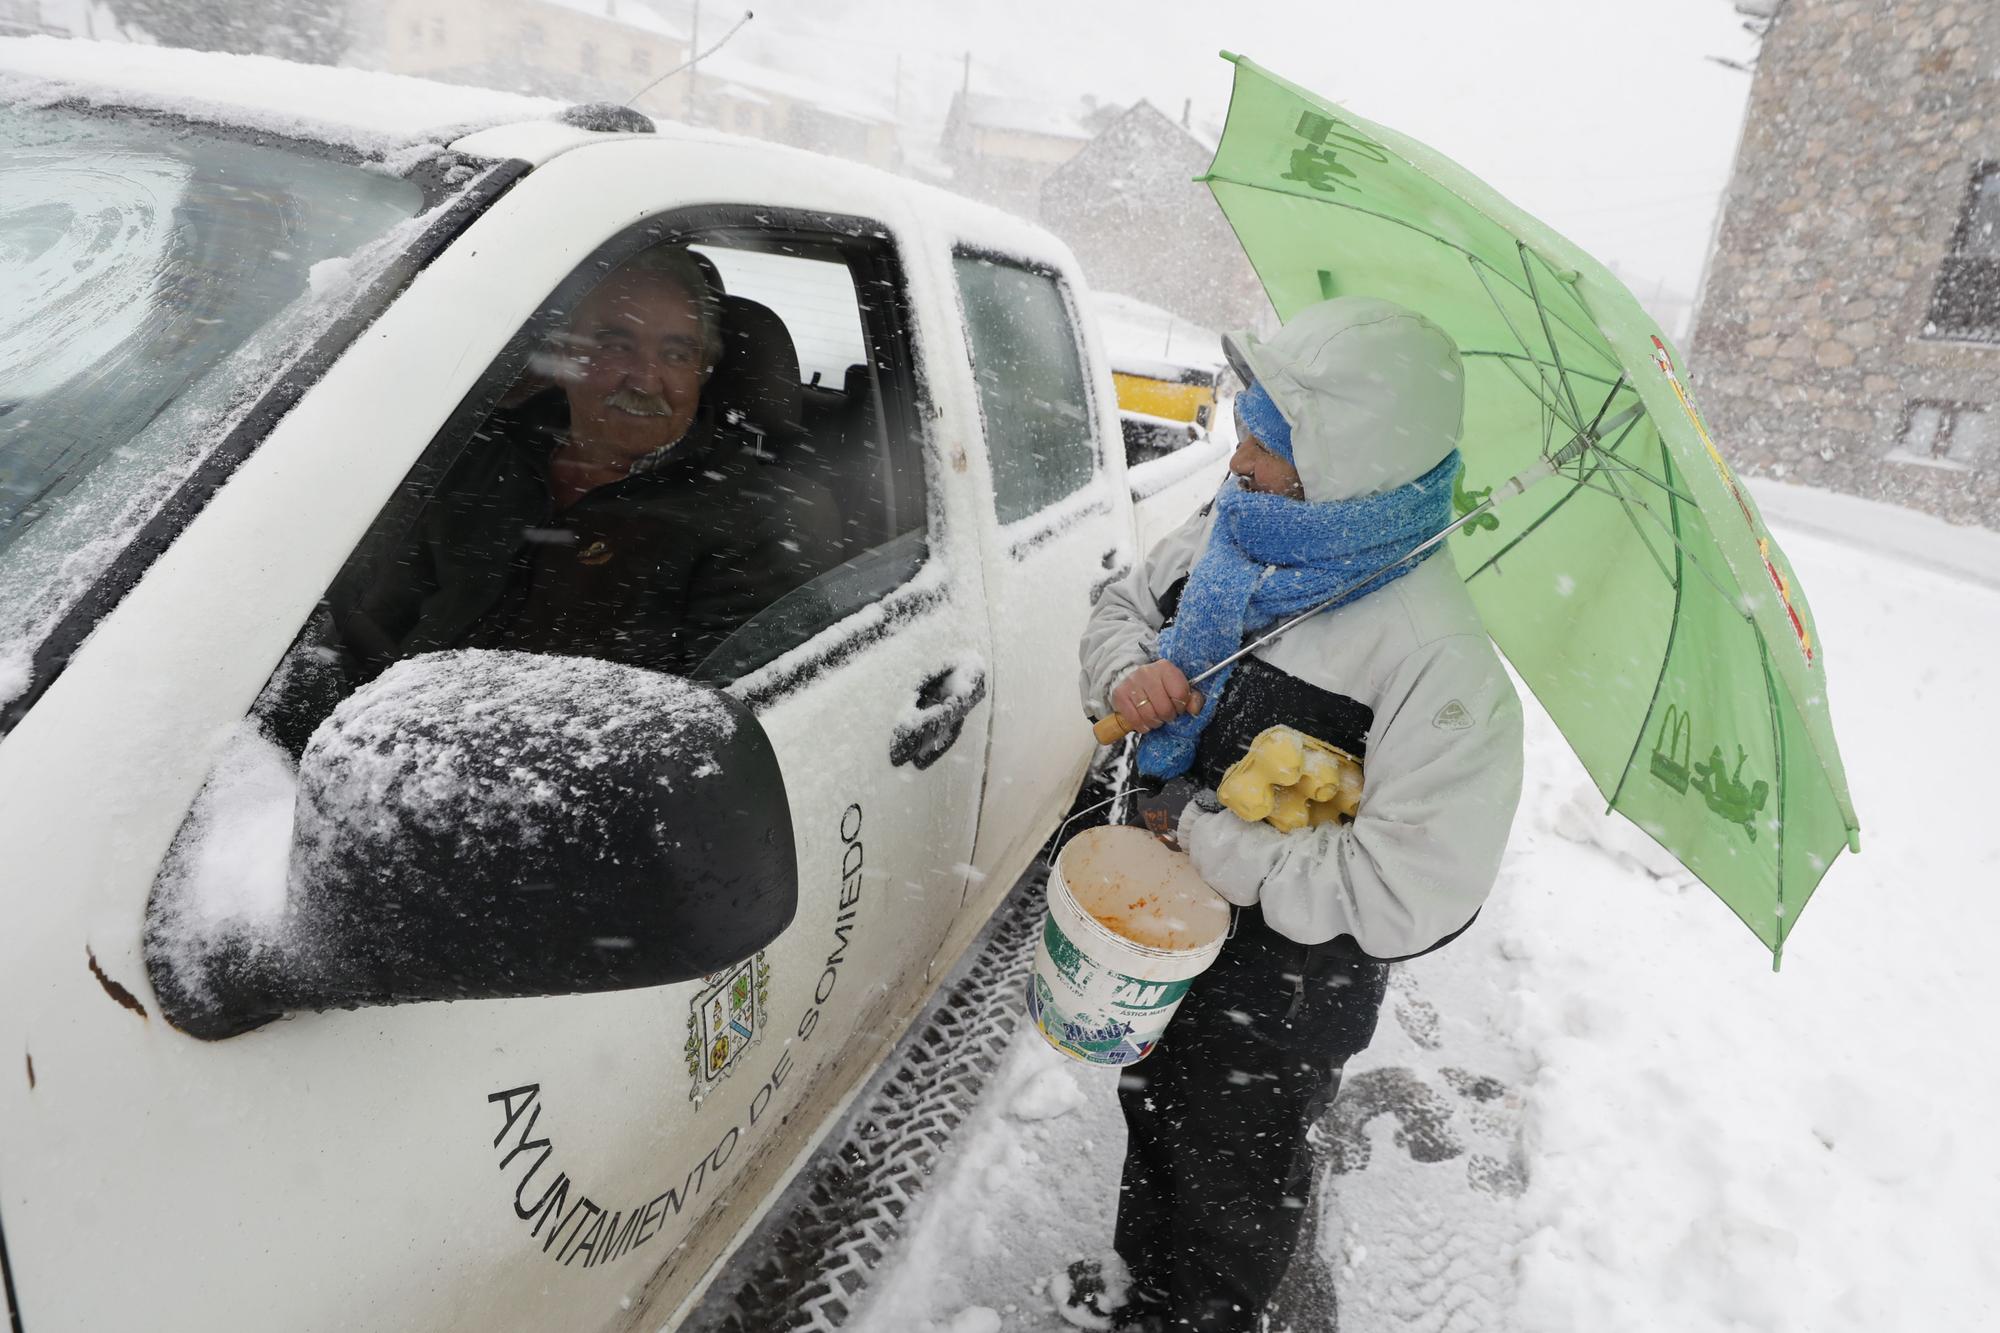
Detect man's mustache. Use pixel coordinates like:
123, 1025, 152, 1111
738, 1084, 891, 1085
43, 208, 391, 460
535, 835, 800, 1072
604, 388, 673, 417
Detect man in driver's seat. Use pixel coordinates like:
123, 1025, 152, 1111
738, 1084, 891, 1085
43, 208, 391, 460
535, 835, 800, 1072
332, 244, 832, 679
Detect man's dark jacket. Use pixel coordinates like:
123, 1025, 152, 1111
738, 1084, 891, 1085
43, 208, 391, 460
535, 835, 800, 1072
330, 399, 836, 682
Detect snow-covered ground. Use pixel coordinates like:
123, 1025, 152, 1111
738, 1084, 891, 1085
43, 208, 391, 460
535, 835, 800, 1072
844, 500, 2000, 1333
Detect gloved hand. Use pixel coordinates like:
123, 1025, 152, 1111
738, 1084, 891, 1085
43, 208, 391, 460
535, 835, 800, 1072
1177, 803, 1281, 906
1214, 725, 1364, 833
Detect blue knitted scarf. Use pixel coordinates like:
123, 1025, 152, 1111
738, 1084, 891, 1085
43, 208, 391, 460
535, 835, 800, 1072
1137, 449, 1463, 780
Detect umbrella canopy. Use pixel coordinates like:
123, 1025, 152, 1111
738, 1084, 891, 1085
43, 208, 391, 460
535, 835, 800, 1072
1201, 54, 1859, 963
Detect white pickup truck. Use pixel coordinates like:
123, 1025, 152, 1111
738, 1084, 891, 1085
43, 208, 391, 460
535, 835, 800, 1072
0, 39, 1228, 1333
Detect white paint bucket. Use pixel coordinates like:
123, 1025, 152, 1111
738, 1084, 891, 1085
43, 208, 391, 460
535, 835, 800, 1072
1027, 825, 1231, 1067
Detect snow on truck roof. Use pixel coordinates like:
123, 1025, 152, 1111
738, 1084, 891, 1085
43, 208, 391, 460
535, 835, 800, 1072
0, 36, 564, 154
0, 36, 1093, 304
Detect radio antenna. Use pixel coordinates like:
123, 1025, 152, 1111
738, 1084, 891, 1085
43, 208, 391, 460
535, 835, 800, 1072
624, 9, 754, 111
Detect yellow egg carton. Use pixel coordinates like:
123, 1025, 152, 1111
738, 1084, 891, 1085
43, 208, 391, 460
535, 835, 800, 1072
1215, 725, 1365, 833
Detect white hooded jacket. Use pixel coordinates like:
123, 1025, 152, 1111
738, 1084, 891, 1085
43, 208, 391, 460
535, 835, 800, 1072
1079, 298, 1524, 959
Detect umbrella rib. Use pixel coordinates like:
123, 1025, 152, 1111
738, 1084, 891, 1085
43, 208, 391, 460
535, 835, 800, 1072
1471, 346, 1572, 445
1758, 632, 1790, 964
1200, 170, 1622, 369
1607, 441, 1689, 814
1573, 375, 1703, 505
1459, 405, 1645, 585
1583, 370, 1631, 436
1572, 468, 1740, 607
1590, 451, 1702, 507
1519, 243, 1591, 438
1571, 473, 1678, 589
1466, 257, 1587, 437
1460, 350, 1627, 393
1461, 453, 1607, 583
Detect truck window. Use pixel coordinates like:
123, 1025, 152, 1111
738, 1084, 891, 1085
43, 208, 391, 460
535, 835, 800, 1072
952, 253, 1100, 524
252, 216, 932, 751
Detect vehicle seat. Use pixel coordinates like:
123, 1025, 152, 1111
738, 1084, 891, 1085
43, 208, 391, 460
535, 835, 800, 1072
836, 362, 905, 547
707, 295, 851, 574
709, 294, 805, 449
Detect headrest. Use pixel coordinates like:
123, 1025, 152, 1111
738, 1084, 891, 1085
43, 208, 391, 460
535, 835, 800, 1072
711, 295, 803, 442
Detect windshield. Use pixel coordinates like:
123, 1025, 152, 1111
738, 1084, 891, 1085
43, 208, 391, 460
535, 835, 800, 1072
0, 105, 428, 704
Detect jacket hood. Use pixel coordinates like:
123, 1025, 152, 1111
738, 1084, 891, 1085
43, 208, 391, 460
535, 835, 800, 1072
1225, 297, 1464, 503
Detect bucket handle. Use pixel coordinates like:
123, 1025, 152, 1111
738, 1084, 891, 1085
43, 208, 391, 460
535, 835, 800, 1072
1052, 784, 1188, 855
1053, 789, 1128, 851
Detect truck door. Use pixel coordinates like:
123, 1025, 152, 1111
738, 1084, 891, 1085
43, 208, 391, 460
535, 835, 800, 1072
944, 247, 1132, 931
0, 140, 992, 1333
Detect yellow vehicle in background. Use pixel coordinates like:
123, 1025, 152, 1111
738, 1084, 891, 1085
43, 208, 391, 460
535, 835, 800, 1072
1112, 364, 1216, 436
1089, 291, 1232, 466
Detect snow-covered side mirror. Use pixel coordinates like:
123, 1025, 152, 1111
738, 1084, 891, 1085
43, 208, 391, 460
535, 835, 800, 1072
145, 651, 797, 1040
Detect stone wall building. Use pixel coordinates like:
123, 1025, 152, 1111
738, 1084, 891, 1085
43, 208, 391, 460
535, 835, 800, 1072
1039, 100, 1267, 335
1691, 0, 2000, 526
940, 90, 1093, 218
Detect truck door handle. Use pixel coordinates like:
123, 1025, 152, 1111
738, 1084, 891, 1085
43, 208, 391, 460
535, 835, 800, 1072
1092, 546, 1130, 605
889, 664, 988, 770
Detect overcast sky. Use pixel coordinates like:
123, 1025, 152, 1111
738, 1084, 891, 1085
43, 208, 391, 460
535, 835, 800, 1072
41, 0, 1764, 319
732, 0, 1764, 310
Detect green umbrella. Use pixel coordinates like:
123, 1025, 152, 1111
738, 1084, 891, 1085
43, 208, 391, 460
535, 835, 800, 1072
1199, 53, 1859, 965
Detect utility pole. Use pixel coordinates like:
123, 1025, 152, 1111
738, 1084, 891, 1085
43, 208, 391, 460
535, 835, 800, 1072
685, 0, 701, 125
955, 50, 973, 166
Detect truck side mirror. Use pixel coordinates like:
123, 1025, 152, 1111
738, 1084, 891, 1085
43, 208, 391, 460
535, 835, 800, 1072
145, 651, 797, 1040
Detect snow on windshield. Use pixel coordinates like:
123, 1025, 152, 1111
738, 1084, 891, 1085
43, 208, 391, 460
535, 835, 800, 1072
0, 105, 434, 714
0, 146, 188, 398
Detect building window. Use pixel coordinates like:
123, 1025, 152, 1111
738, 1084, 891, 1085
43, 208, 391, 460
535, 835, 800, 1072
429, 17, 446, 47
1888, 400, 1995, 471
580, 41, 599, 76
1925, 163, 2000, 342
631, 47, 653, 74
736, 104, 757, 131
521, 21, 545, 47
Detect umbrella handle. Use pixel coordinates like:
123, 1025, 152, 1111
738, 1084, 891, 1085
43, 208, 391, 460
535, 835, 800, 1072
1092, 687, 1206, 747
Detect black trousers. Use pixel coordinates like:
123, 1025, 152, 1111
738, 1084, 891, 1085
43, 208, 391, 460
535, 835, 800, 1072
1115, 905, 1389, 1332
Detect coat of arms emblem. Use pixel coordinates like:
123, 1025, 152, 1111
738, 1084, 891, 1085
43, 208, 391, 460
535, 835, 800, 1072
684, 952, 771, 1102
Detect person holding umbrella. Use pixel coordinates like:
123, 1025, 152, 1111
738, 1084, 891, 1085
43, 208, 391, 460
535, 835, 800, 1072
1066, 295, 1525, 1332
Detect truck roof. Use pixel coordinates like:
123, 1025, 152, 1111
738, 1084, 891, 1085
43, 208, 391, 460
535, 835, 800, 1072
0, 35, 1096, 308
0, 35, 566, 156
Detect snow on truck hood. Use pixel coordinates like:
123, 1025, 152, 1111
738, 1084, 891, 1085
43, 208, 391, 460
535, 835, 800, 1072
0, 35, 565, 158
